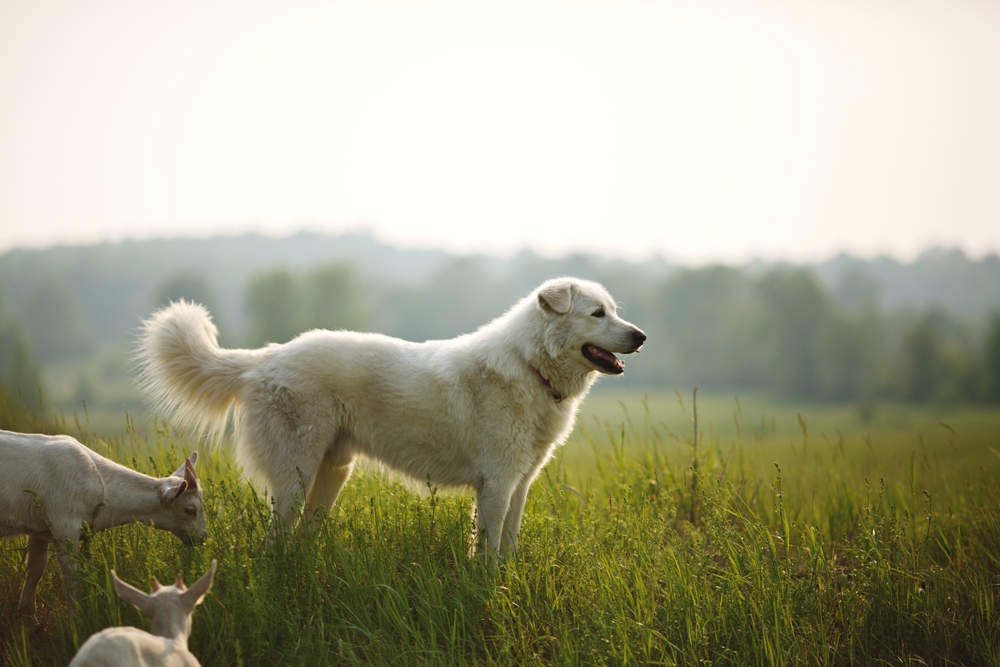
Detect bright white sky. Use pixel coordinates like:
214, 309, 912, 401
1, 0, 998, 263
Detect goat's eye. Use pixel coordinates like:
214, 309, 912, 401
591, 307, 605, 318
184, 507, 197, 517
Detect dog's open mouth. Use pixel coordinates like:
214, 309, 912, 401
582, 344, 625, 375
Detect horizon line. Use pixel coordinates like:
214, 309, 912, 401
1, 226, 997, 268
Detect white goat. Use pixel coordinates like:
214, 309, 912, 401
69, 559, 217, 667
0, 429, 206, 617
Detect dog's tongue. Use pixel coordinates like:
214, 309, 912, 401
590, 345, 624, 371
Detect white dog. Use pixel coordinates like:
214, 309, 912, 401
136, 277, 645, 553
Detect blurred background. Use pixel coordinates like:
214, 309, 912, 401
1, 0, 999, 431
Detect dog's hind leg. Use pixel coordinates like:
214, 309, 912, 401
261, 443, 327, 536
246, 398, 339, 536
303, 432, 356, 524
266, 459, 320, 533
305, 459, 355, 524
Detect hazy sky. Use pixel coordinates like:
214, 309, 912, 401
1, 0, 998, 263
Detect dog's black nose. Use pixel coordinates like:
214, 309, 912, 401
631, 328, 647, 351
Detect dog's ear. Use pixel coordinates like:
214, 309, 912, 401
538, 282, 572, 315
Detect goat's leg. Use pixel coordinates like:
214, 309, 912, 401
51, 526, 81, 611
17, 536, 50, 617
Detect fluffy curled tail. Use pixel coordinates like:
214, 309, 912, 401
136, 301, 261, 438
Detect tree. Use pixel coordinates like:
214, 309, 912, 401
983, 313, 1000, 401
834, 266, 882, 314
153, 272, 222, 314
301, 265, 369, 332
755, 268, 837, 398
653, 266, 762, 390
380, 258, 500, 342
153, 272, 228, 342
820, 310, 883, 402
0, 322, 45, 413
22, 279, 95, 362
895, 309, 976, 402
245, 270, 301, 346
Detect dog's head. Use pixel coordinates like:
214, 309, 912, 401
536, 278, 646, 375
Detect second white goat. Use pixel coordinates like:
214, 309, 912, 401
0, 429, 206, 617
69, 559, 217, 667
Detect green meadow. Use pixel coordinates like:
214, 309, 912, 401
2, 392, 999, 665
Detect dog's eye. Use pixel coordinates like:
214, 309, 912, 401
591, 307, 605, 318
184, 507, 197, 517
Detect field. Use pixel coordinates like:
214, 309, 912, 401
2, 391, 999, 665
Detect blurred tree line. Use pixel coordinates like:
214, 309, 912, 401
1, 233, 999, 413
639, 265, 996, 403
0, 290, 46, 427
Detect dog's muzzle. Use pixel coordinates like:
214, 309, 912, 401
629, 328, 647, 353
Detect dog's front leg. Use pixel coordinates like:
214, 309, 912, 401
474, 478, 517, 556
499, 473, 537, 554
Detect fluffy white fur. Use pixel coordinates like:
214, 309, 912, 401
69, 560, 216, 667
0, 430, 205, 616
136, 277, 645, 553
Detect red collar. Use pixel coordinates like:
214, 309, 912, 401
531, 366, 563, 402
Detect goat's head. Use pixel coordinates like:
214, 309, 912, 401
154, 452, 207, 545
111, 559, 217, 640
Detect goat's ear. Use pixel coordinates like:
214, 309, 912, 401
183, 458, 199, 491
171, 452, 197, 479
158, 477, 188, 504
537, 282, 572, 315
181, 559, 217, 610
151, 575, 162, 591
112, 570, 155, 617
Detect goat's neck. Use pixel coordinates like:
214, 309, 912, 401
88, 456, 164, 532
150, 609, 192, 644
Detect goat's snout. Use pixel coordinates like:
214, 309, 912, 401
180, 531, 205, 547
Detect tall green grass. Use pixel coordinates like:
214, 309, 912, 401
2, 395, 999, 665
